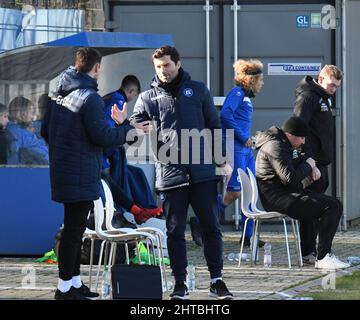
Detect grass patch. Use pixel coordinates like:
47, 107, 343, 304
299, 269, 360, 300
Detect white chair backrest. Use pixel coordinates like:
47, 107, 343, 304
247, 168, 259, 211
93, 197, 107, 240
237, 168, 253, 217
247, 168, 266, 212
101, 179, 115, 231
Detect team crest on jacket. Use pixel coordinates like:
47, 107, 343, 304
184, 88, 193, 97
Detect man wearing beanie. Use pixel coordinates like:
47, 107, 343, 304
254, 116, 349, 269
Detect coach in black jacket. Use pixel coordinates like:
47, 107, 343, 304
130, 46, 233, 300
255, 117, 349, 270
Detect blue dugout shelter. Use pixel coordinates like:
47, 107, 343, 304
0, 31, 173, 255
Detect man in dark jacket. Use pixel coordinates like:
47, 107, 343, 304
130, 46, 233, 300
293, 65, 343, 193
255, 116, 349, 270
293, 65, 343, 264
102, 75, 162, 223
41, 48, 149, 300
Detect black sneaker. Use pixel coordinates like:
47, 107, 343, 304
170, 282, 189, 300
302, 253, 316, 265
76, 282, 99, 298
239, 236, 265, 248
190, 217, 203, 247
209, 280, 234, 300
54, 286, 90, 300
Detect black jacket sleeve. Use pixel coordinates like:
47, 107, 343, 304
293, 93, 316, 157
129, 93, 152, 123
264, 139, 313, 189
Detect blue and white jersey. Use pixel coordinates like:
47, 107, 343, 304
220, 86, 253, 154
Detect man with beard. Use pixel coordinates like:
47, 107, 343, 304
130, 46, 233, 300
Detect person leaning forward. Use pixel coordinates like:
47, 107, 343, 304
254, 116, 350, 270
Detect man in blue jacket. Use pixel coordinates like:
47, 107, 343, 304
101, 75, 162, 222
7, 96, 49, 165
130, 46, 233, 300
41, 48, 150, 300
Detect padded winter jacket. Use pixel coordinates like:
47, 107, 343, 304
41, 67, 133, 203
130, 68, 223, 191
254, 126, 313, 214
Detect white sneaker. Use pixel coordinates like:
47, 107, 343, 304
330, 254, 351, 268
315, 253, 350, 270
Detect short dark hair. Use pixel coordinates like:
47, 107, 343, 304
75, 47, 102, 73
121, 75, 141, 92
152, 46, 180, 64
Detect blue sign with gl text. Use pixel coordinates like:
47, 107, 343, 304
296, 15, 309, 28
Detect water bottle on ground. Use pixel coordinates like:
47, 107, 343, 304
101, 266, 112, 300
263, 241, 272, 267
227, 252, 236, 262
227, 252, 250, 262
187, 263, 196, 291
166, 280, 174, 291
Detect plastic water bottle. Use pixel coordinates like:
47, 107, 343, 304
187, 263, 196, 291
227, 252, 236, 262
263, 241, 272, 267
101, 266, 112, 300
227, 252, 250, 262
166, 280, 174, 291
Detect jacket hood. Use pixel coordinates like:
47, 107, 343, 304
54, 66, 98, 97
254, 126, 288, 150
295, 75, 330, 99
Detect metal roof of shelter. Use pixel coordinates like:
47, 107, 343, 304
0, 31, 174, 81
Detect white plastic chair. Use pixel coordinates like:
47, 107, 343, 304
92, 196, 158, 292
100, 179, 168, 290
237, 168, 302, 268
247, 168, 302, 267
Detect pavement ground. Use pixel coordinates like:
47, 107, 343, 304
1, 224, 360, 300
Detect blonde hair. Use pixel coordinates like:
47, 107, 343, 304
319, 65, 343, 80
233, 59, 263, 91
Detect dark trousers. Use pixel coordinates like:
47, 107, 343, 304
58, 201, 93, 281
287, 192, 342, 260
161, 180, 223, 282
300, 164, 330, 256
